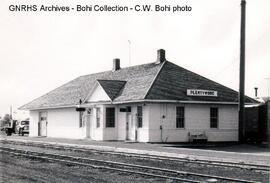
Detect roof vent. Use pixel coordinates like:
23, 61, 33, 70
156, 49, 166, 64
113, 58, 121, 71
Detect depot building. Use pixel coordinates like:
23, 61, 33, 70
20, 49, 257, 142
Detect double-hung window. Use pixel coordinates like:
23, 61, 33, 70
96, 108, 100, 128
210, 107, 218, 128
176, 106, 185, 128
137, 106, 143, 128
106, 107, 115, 127
79, 111, 83, 128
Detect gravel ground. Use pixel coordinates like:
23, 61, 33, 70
1, 142, 269, 183
0, 152, 166, 183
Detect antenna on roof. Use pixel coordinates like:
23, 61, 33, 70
128, 40, 131, 66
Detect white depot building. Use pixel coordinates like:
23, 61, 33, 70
20, 49, 257, 142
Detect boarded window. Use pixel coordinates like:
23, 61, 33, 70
106, 107, 115, 127
210, 107, 218, 128
176, 107, 185, 128
96, 108, 100, 128
137, 106, 143, 128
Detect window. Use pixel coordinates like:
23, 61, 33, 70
106, 107, 115, 127
96, 108, 100, 128
79, 111, 83, 128
21, 121, 29, 125
210, 107, 218, 128
176, 106, 185, 128
40, 112, 47, 121
87, 108, 92, 115
137, 106, 143, 128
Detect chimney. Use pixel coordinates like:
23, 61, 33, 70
113, 58, 121, 71
254, 87, 258, 98
156, 49, 166, 64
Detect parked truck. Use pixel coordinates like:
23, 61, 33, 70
16, 120, 29, 136
1, 119, 17, 136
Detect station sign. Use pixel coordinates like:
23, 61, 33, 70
187, 89, 218, 97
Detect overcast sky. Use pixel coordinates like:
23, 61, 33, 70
0, 0, 269, 118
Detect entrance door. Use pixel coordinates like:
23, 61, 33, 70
84, 108, 92, 138
85, 115, 91, 138
39, 112, 47, 136
127, 114, 135, 140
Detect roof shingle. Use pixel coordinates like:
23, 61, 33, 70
20, 60, 258, 110
20, 62, 162, 110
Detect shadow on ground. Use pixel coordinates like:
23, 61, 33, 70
161, 142, 270, 153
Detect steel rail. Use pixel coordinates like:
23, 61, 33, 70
0, 146, 261, 183
0, 148, 200, 183
2, 140, 268, 172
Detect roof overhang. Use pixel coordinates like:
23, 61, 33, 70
83, 99, 254, 106
112, 99, 241, 105
22, 99, 259, 111
20, 105, 78, 111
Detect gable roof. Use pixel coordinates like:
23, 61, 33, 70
20, 62, 162, 110
20, 60, 258, 110
145, 62, 257, 103
97, 80, 126, 100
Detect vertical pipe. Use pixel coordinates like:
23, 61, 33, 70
239, 0, 246, 142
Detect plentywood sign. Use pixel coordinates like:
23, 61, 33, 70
187, 89, 218, 97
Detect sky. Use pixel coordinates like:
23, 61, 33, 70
0, 0, 270, 119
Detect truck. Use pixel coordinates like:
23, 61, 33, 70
1, 120, 17, 136
16, 120, 29, 136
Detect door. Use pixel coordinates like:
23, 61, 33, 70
85, 115, 91, 138
84, 108, 92, 138
127, 114, 135, 140
39, 112, 47, 136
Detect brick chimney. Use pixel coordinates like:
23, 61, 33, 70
254, 87, 258, 98
113, 58, 121, 71
156, 49, 166, 64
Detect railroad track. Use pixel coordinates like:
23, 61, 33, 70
0, 146, 261, 183
1, 139, 269, 172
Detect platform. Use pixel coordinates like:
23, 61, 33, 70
1, 135, 269, 166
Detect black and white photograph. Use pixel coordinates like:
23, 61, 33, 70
0, 0, 269, 182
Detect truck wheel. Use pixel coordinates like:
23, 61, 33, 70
6, 129, 11, 136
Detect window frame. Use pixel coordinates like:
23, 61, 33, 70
210, 107, 219, 128
137, 106, 143, 128
106, 107, 115, 128
96, 108, 101, 128
79, 111, 83, 128
39, 111, 47, 121
176, 106, 185, 128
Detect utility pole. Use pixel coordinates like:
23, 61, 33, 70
10, 106, 13, 120
265, 78, 270, 101
239, 0, 246, 143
